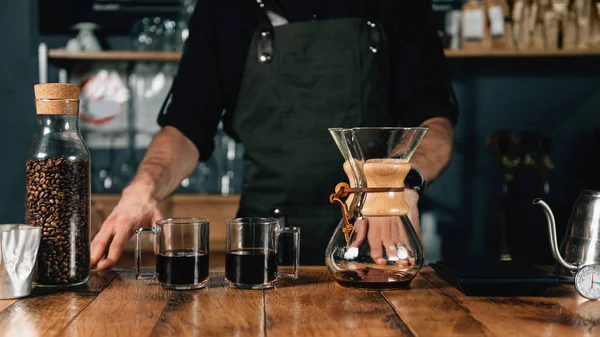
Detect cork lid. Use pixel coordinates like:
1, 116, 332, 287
34, 83, 80, 115
34, 83, 80, 100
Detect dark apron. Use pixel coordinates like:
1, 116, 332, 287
230, 2, 394, 265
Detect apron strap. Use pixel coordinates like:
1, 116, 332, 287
362, 0, 382, 54
261, 0, 286, 18
254, 0, 382, 62
255, 0, 276, 63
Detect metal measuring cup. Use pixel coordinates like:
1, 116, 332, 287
0, 224, 42, 299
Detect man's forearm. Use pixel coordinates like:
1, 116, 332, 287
410, 117, 455, 186
124, 126, 200, 200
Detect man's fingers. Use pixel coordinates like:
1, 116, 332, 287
90, 228, 113, 268
350, 218, 368, 248
367, 220, 385, 265
96, 229, 132, 270
153, 209, 164, 225
379, 217, 397, 260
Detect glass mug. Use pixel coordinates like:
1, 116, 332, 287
225, 218, 300, 289
135, 218, 209, 289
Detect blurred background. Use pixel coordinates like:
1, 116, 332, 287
0, 0, 599, 266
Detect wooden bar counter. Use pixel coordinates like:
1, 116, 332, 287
0, 266, 598, 337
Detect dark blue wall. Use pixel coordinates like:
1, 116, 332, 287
425, 58, 600, 262
1, 0, 599, 261
0, 0, 38, 222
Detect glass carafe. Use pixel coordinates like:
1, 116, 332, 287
25, 84, 91, 287
326, 127, 427, 289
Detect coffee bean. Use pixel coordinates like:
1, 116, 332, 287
26, 158, 90, 286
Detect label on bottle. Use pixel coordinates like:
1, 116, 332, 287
488, 6, 505, 37
463, 8, 485, 40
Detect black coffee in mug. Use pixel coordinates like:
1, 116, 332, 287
157, 250, 209, 285
225, 217, 300, 288
225, 248, 278, 285
135, 218, 210, 289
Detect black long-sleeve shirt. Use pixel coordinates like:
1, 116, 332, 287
157, 0, 459, 160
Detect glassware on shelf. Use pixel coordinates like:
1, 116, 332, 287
130, 61, 177, 188
175, 0, 198, 49
162, 19, 179, 52
71, 22, 102, 51
326, 127, 428, 289
90, 132, 135, 194
212, 121, 244, 196
130, 17, 166, 51
175, 163, 203, 194
130, 11, 194, 52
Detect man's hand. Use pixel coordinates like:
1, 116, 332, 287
90, 189, 164, 270
89, 126, 200, 270
349, 188, 421, 265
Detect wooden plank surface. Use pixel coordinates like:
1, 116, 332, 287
60, 272, 172, 337
264, 268, 412, 337
0, 271, 118, 337
420, 269, 595, 337
0, 299, 17, 312
2, 266, 600, 336
383, 273, 491, 336
151, 273, 264, 337
536, 282, 600, 334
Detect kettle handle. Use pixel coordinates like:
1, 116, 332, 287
532, 198, 579, 272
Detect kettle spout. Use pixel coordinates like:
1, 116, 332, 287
532, 198, 578, 271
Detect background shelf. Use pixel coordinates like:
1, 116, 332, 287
48, 50, 182, 62
444, 49, 600, 57
47, 48, 600, 63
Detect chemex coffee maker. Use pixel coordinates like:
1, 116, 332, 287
327, 127, 427, 289
534, 191, 600, 300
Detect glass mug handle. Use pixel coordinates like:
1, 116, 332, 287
276, 226, 301, 280
135, 227, 156, 280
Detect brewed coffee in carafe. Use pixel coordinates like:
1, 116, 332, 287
327, 127, 428, 289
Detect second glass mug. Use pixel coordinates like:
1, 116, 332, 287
225, 218, 300, 289
135, 218, 210, 289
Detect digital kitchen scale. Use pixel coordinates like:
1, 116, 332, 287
430, 260, 559, 296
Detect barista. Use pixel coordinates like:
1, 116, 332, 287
91, 0, 458, 269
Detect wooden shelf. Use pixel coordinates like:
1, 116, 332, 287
444, 49, 600, 57
91, 193, 240, 253
47, 49, 600, 63
48, 50, 182, 62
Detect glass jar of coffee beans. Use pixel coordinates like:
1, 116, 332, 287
25, 83, 91, 287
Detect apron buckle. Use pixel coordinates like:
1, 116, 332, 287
258, 30, 273, 63
366, 21, 380, 54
